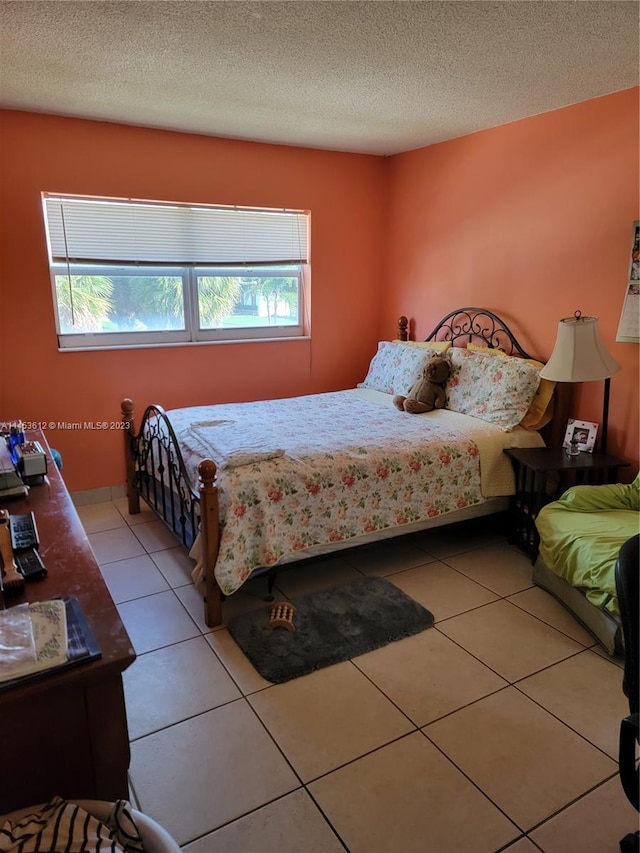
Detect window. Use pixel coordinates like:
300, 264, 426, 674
43, 195, 309, 349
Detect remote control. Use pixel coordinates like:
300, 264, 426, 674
15, 547, 47, 581
9, 512, 40, 551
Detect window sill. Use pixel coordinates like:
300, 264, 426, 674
57, 336, 312, 353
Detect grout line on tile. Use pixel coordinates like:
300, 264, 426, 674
433, 614, 591, 698
509, 646, 592, 687
505, 594, 603, 648
348, 658, 425, 728
429, 623, 517, 684
178, 786, 315, 850
116, 588, 204, 653
248, 683, 431, 791
202, 637, 271, 698
86, 523, 130, 535
281, 728, 426, 788
114, 585, 194, 609
417, 726, 523, 836
429, 596, 505, 625
435, 596, 585, 655
428, 562, 527, 602
420, 541, 497, 562
302, 786, 354, 852
421, 681, 513, 727
236, 695, 307, 785
493, 832, 530, 852
129, 695, 250, 745
511, 678, 622, 762
350, 652, 510, 731
518, 771, 622, 838
128, 633, 217, 661
127, 694, 245, 743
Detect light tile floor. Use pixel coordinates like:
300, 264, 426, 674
77, 499, 638, 852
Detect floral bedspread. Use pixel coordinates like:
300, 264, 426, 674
165, 390, 485, 596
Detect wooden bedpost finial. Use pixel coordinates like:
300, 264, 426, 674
397, 316, 409, 341
198, 459, 218, 487
121, 398, 134, 416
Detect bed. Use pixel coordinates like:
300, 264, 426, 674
121, 308, 566, 627
533, 477, 640, 654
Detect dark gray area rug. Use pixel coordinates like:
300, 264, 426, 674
228, 576, 434, 684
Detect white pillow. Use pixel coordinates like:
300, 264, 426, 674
446, 348, 541, 430
358, 341, 443, 396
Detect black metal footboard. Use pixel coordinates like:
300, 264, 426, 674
127, 403, 201, 551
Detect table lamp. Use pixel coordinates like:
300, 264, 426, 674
540, 311, 621, 454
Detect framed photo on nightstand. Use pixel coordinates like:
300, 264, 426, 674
563, 418, 598, 453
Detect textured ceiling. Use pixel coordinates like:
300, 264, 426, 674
1, 1, 638, 155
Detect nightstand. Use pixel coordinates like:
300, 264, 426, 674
503, 447, 630, 559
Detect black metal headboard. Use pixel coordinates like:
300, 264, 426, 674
397, 308, 534, 359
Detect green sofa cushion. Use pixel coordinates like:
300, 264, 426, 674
536, 475, 640, 616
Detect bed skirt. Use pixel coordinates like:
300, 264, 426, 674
189, 496, 510, 588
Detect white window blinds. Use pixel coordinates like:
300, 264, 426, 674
43, 196, 309, 266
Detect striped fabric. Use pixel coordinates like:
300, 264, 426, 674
111, 803, 144, 853
0, 797, 144, 853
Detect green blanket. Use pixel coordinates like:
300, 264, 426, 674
535, 475, 639, 616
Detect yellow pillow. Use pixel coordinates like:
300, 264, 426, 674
393, 339, 451, 352
521, 387, 555, 430
466, 343, 556, 430
466, 343, 507, 356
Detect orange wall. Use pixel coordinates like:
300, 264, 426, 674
2, 90, 638, 491
384, 88, 639, 476
0, 112, 387, 490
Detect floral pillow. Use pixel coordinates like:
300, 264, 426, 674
466, 343, 555, 430
359, 341, 444, 395
446, 348, 541, 430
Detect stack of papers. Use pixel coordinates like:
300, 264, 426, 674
0, 598, 100, 687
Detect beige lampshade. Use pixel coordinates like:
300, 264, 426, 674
540, 314, 621, 382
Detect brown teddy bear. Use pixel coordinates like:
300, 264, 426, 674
393, 354, 452, 414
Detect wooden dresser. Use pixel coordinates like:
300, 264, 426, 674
0, 430, 135, 815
